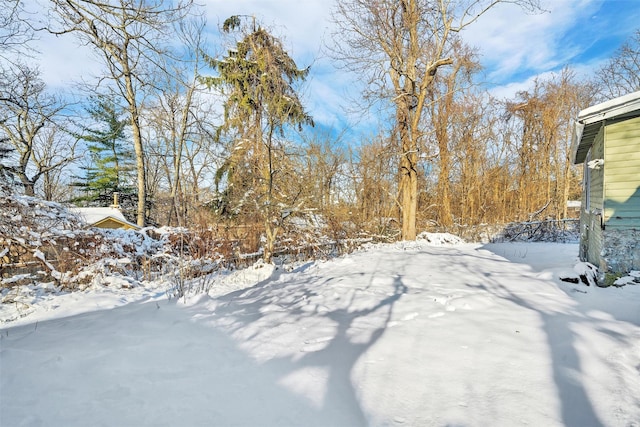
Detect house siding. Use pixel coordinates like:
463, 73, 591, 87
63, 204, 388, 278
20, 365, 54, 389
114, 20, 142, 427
598, 115, 640, 273
604, 115, 640, 229
93, 217, 139, 230
581, 126, 605, 269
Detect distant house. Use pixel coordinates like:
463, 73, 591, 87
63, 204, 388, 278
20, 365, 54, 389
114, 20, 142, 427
571, 90, 640, 275
566, 200, 581, 218
73, 193, 140, 230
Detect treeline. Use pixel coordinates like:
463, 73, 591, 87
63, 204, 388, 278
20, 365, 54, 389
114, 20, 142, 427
1, 1, 639, 258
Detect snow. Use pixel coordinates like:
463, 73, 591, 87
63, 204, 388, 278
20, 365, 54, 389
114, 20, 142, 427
2, 240, 640, 426
615, 271, 640, 286
72, 207, 129, 225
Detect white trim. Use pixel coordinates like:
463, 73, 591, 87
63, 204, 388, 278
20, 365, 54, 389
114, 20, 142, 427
570, 120, 585, 164
577, 90, 640, 125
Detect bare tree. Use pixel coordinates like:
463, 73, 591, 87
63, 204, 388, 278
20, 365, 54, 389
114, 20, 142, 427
144, 17, 214, 226
0, 0, 34, 62
47, 0, 194, 226
0, 0, 34, 181
35, 126, 78, 200
597, 29, 640, 100
425, 39, 479, 226
351, 133, 399, 234
331, 0, 541, 240
448, 91, 496, 225
505, 68, 594, 221
300, 130, 347, 213
0, 63, 77, 197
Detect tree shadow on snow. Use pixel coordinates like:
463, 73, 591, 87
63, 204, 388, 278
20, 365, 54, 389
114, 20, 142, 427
0, 299, 348, 427
193, 264, 409, 426
466, 281, 606, 427
471, 244, 640, 426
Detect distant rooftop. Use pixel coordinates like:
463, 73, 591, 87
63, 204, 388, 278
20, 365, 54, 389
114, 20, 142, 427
72, 206, 139, 230
572, 91, 640, 164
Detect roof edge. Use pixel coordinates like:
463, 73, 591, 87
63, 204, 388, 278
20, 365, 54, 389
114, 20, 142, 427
93, 216, 141, 230
578, 90, 640, 125
570, 121, 585, 164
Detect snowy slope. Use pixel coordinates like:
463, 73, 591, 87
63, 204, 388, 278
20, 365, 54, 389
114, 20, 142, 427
1, 241, 639, 426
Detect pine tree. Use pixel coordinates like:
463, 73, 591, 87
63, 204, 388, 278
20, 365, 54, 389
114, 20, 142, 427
74, 95, 135, 204
201, 16, 313, 261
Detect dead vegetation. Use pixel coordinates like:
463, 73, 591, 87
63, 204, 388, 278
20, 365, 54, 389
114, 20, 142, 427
1, 178, 579, 301
0, 184, 367, 294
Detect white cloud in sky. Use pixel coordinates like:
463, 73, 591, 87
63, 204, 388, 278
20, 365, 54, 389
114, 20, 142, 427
305, 71, 349, 126
486, 70, 557, 100
21, 0, 639, 129
203, 0, 334, 62
36, 33, 102, 91
461, 0, 596, 86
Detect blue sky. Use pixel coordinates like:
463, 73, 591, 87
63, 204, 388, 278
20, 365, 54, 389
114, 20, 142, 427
33, 0, 640, 136
461, 0, 640, 98
200, 0, 640, 134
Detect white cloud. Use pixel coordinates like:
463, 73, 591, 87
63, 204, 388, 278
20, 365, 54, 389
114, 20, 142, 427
486, 70, 556, 100
461, 0, 598, 84
19, 0, 639, 131
35, 32, 102, 91
203, 0, 334, 63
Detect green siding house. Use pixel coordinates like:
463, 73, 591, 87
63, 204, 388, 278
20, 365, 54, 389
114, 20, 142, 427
571, 90, 640, 276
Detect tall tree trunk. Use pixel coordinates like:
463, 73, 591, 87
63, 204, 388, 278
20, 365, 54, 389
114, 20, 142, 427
132, 117, 146, 227
169, 79, 196, 227
437, 146, 453, 227
21, 178, 35, 197
125, 72, 147, 227
399, 151, 418, 240
398, 95, 417, 241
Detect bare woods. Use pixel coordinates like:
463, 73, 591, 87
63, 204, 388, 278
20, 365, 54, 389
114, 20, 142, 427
1, 1, 639, 260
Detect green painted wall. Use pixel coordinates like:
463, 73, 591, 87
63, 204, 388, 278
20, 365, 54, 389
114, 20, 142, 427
579, 114, 640, 273
583, 126, 605, 268
604, 115, 640, 229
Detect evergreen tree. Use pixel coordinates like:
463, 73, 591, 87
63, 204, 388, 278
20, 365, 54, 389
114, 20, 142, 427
74, 95, 135, 203
201, 15, 313, 261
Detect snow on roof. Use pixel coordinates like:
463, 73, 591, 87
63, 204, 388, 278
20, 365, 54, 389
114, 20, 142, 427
572, 90, 640, 164
577, 90, 640, 125
72, 207, 139, 229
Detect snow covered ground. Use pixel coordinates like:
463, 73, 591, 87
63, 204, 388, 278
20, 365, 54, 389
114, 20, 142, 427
1, 239, 639, 426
